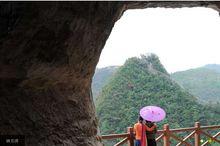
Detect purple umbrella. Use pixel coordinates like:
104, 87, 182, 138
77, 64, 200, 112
140, 106, 166, 122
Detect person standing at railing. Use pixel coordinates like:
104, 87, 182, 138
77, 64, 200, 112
133, 116, 156, 146
145, 120, 157, 146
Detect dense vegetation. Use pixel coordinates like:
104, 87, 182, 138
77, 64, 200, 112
92, 66, 118, 100
171, 65, 220, 105
92, 64, 220, 105
95, 54, 220, 136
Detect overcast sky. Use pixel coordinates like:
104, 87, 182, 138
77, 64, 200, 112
97, 7, 220, 73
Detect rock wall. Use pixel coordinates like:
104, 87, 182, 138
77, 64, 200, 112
0, 1, 219, 146
0, 2, 125, 146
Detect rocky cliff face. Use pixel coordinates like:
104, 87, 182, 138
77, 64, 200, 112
0, 2, 125, 146
0, 1, 219, 146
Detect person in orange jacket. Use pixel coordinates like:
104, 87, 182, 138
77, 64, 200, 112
133, 116, 156, 146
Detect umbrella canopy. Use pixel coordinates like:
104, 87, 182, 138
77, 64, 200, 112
140, 106, 166, 122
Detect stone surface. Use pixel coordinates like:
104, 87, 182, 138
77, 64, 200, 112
0, 1, 220, 146
0, 2, 125, 146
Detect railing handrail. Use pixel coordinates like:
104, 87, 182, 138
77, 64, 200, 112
101, 124, 220, 139
157, 127, 196, 134
101, 133, 129, 140
156, 125, 220, 134
99, 122, 220, 146
200, 125, 220, 130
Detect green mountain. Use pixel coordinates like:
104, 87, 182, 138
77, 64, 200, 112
204, 64, 220, 73
92, 66, 118, 100
171, 65, 220, 104
96, 54, 220, 136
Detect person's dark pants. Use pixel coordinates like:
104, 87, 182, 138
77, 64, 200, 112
135, 140, 141, 146
147, 139, 157, 146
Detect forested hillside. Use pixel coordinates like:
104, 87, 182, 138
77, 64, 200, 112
96, 54, 220, 136
92, 66, 118, 100
171, 65, 220, 104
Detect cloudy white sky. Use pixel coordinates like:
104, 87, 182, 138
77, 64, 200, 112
97, 7, 220, 73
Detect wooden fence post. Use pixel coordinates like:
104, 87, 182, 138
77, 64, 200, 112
163, 124, 170, 146
195, 122, 201, 146
127, 127, 134, 146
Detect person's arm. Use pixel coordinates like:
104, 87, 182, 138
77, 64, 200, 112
133, 124, 137, 135
145, 124, 156, 131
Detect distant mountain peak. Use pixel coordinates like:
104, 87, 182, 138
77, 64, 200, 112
204, 64, 220, 73
125, 54, 168, 75
171, 64, 220, 104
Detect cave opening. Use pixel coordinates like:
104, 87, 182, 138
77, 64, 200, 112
93, 7, 220, 138
93, 7, 220, 102
97, 7, 220, 73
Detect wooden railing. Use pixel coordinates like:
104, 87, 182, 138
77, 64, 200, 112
96, 122, 220, 146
